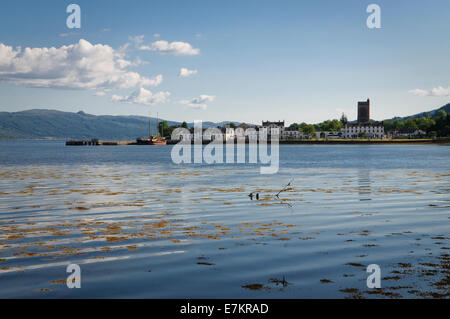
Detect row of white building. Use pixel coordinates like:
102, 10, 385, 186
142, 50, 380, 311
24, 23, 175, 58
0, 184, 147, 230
172, 120, 385, 141
173, 99, 387, 141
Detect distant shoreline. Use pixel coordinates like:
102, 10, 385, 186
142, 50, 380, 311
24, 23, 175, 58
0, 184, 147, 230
1, 138, 449, 145
277, 139, 439, 145
58, 138, 450, 146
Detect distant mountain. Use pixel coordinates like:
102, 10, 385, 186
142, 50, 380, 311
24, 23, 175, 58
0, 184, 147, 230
385, 103, 450, 121
0, 109, 246, 140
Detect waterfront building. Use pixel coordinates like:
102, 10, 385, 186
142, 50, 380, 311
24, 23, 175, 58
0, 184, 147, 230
391, 129, 427, 139
341, 123, 384, 139
315, 131, 342, 139
262, 120, 285, 129
341, 99, 385, 139
282, 128, 306, 139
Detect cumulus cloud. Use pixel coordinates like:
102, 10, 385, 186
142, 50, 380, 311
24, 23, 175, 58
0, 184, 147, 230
112, 88, 170, 106
140, 74, 162, 86
140, 40, 200, 56
0, 39, 162, 90
180, 95, 215, 110
178, 67, 198, 78
131, 56, 148, 66
409, 86, 450, 97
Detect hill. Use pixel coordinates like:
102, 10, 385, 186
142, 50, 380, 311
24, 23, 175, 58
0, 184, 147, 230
386, 103, 450, 121
0, 109, 244, 140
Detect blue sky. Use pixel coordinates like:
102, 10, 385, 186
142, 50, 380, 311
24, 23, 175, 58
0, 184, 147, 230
0, 0, 449, 124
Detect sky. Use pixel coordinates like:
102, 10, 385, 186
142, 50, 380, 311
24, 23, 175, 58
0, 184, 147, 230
0, 0, 449, 125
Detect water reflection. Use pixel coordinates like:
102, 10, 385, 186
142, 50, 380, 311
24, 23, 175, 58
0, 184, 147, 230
358, 169, 371, 201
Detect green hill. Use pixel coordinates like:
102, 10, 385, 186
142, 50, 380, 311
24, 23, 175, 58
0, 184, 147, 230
0, 109, 244, 140
0, 109, 180, 140
387, 103, 450, 121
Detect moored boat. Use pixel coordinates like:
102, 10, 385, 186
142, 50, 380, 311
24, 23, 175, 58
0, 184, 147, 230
136, 136, 167, 145
136, 112, 167, 145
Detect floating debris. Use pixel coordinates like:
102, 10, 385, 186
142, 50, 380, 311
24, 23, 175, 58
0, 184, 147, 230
320, 279, 333, 284
269, 276, 290, 287
275, 179, 293, 199
241, 284, 265, 291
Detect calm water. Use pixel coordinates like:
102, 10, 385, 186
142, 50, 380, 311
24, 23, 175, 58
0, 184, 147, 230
0, 141, 449, 298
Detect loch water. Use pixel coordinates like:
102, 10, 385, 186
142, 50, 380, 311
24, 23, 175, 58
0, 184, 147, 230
0, 141, 449, 298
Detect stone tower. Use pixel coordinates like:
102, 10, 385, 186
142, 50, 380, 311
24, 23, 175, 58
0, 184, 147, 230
357, 99, 370, 124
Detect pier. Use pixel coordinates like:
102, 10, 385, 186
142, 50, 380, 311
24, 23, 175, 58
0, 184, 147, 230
65, 139, 132, 146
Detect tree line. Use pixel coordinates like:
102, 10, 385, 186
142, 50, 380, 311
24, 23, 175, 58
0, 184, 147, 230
287, 110, 450, 137
157, 121, 189, 138
288, 114, 347, 136
383, 110, 449, 137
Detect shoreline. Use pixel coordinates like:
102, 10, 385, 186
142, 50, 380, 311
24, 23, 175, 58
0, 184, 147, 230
62, 139, 450, 146
276, 139, 446, 145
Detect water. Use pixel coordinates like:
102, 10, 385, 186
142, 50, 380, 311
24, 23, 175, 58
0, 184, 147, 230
0, 141, 448, 298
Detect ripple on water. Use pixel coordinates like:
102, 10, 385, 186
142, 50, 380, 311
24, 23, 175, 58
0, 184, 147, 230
0, 160, 449, 298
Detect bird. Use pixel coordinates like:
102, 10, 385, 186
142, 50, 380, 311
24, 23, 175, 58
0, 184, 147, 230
256, 193, 259, 200
248, 192, 254, 200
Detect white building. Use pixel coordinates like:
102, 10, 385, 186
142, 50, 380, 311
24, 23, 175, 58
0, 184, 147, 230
262, 121, 284, 130
341, 123, 384, 139
314, 131, 342, 139
340, 99, 385, 139
172, 120, 306, 141
282, 128, 306, 139
392, 129, 426, 139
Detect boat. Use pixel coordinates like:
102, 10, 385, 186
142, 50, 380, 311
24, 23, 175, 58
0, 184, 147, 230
136, 136, 167, 145
136, 112, 167, 145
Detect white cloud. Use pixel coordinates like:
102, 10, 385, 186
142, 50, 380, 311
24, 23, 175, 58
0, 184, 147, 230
94, 91, 106, 96
117, 42, 130, 56
112, 88, 170, 106
129, 35, 145, 46
139, 40, 200, 56
409, 86, 450, 97
180, 95, 215, 110
0, 39, 162, 90
132, 56, 148, 66
178, 67, 198, 78
409, 89, 429, 97
430, 86, 450, 96
153, 33, 160, 38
